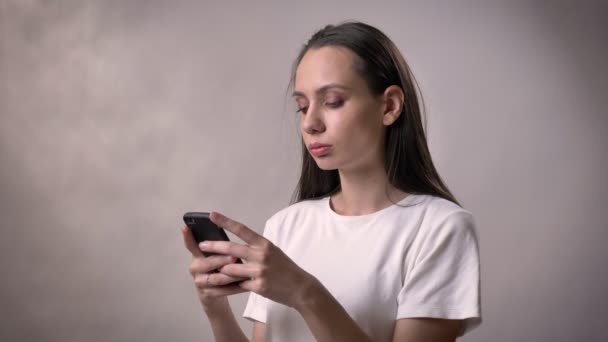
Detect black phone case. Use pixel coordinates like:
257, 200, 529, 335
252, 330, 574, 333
183, 212, 243, 264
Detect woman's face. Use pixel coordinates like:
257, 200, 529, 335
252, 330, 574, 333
293, 46, 386, 172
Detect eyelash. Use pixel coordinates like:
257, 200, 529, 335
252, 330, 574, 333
296, 100, 344, 114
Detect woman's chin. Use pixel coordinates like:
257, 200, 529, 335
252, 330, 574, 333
314, 159, 339, 171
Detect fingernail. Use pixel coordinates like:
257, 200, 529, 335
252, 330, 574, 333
199, 242, 209, 250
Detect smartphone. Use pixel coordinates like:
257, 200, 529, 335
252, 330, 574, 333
183, 212, 243, 264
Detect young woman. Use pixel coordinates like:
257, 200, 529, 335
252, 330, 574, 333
182, 21, 481, 342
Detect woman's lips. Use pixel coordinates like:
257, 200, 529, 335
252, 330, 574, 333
308, 144, 331, 157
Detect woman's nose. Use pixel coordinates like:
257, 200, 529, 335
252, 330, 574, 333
301, 104, 325, 134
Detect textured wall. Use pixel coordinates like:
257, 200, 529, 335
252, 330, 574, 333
1, 1, 607, 341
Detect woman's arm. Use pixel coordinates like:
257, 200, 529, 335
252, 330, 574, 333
240, 282, 461, 342
294, 278, 373, 342
201, 212, 372, 341
295, 279, 461, 342
391, 318, 461, 342
203, 297, 250, 342
181, 226, 250, 342
251, 321, 266, 342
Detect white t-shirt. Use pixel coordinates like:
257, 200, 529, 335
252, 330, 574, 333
243, 193, 481, 341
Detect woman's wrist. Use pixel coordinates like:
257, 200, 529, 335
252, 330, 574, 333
201, 295, 249, 342
201, 296, 230, 315
292, 275, 326, 313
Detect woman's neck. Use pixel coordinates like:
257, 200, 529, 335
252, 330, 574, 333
330, 166, 409, 216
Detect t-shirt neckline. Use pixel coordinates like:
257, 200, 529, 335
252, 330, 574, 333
324, 193, 424, 223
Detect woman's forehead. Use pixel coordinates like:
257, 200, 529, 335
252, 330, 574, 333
294, 46, 365, 95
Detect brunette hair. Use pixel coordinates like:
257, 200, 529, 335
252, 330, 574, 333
289, 21, 461, 207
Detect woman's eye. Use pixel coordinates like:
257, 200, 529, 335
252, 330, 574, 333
326, 100, 344, 108
295, 100, 342, 114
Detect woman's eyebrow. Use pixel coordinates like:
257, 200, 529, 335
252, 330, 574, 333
292, 83, 351, 97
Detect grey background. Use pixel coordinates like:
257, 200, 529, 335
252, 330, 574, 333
1, 1, 607, 341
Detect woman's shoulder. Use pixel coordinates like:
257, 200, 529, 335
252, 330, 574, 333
387, 193, 473, 221
265, 196, 328, 225
414, 194, 478, 240
420, 194, 473, 219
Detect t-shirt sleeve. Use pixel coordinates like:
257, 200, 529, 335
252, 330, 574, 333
242, 218, 274, 323
243, 291, 268, 323
396, 210, 482, 336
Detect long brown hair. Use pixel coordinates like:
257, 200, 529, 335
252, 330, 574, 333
289, 21, 461, 207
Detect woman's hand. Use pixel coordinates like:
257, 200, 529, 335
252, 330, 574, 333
181, 225, 250, 308
200, 211, 319, 309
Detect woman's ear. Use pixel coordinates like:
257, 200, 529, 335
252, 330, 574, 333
382, 85, 404, 126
